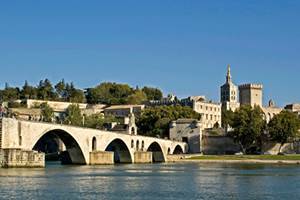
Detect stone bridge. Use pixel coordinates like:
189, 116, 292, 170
0, 118, 187, 165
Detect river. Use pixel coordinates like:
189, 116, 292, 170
0, 162, 300, 200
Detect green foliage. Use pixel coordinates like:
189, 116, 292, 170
84, 114, 118, 129
86, 82, 133, 105
40, 103, 54, 122
126, 89, 147, 105
37, 79, 58, 100
64, 104, 82, 126
142, 87, 163, 101
137, 105, 201, 138
268, 110, 300, 153
1, 80, 162, 105
0, 85, 20, 102
221, 109, 234, 128
229, 105, 266, 154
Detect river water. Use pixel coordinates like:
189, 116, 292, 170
0, 162, 300, 200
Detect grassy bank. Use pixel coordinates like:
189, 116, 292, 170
188, 155, 300, 161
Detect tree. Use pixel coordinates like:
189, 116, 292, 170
268, 110, 300, 154
0, 86, 20, 102
40, 103, 54, 122
84, 113, 118, 129
64, 104, 82, 126
229, 105, 266, 154
137, 105, 201, 138
86, 82, 133, 104
37, 79, 57, 100
55, 79, 66, 100
126, 90, 147, 105
142, 87, 163, 101
21, 81, 37, 100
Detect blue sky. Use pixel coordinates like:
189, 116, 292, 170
0, 0, 299, 106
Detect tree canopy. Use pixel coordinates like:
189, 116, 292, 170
268, 110, 300, 153
136, 105, 201, 138
64, 104, 82, 126
228, 105, 266, 154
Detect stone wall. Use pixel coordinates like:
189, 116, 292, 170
134, 151, 152, 163
262, 141, 300, 155
202, 135, 240, 155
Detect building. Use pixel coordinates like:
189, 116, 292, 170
238, 83, 263, 107
169, 119, 202, 153
220, 65, 240, 111
182, 96, 222, 130
147, 94, 178, 106
262, 100, 283, 123
285, 103, 300, 115
104, 105, 145, 118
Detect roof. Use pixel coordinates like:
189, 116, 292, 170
105, 105, 145, 110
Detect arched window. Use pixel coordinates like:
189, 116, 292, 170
136, 140, 140, 150
131, 127, 135, 135
92, 137, 97, 151
131, 140, 134, 148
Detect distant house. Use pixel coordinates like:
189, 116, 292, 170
104, 105, 145, 118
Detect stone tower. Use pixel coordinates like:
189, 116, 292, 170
238, 84, 263, 108
220, 65, 239, 111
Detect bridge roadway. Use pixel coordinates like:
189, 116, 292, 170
0, 118, 187, 164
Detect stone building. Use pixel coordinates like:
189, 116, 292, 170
104, 105, 145, 118
238, 84, 263, 107
261, 100, 283, 123
220, 65, 240, 111
169, 119, 202, 153
181, 96, 222, 130
285, 103, 300, 115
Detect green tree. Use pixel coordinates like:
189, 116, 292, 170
55, 79, 66, 100
126, 90, 147, 105
40, 103, 54, 122
268, 110, 300, 154
84, 113, 118, 129
64, 104, 82, 126
142, 87, 163, 101
229, 105, 266, 154
37, 79, 57, 100
221, 108, 234, 130
137, 105, 201, 138
86, 82, 133, 104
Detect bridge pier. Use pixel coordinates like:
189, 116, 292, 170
134, 151, 152, 164
89, 151, 114, 165
0, 148, 45, 168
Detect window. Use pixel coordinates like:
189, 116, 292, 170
92, 137, 97, 151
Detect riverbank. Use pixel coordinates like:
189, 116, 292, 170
181, 155, 300, 165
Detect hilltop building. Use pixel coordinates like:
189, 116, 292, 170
220, 65, 240, 111
181, 96, 222, 130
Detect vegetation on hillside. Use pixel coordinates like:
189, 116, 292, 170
0, 80, 163, 106
136, 105, 201, 138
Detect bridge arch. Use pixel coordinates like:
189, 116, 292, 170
32, 129, 86, 165
173, 145, 184, 154
104, 138, 132, 163
147, 142, 165, 162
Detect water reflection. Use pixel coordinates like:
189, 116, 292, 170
0, 162, 300, 200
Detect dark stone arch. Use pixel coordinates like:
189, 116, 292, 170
173, 145, 184, 154
147, 142, 165, 162
105, 139, 132, 163
92, 137, 97, 151
33, 129, 86, 165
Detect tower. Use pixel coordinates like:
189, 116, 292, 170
220, 65, 239, 111
238, 84, 263, 108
